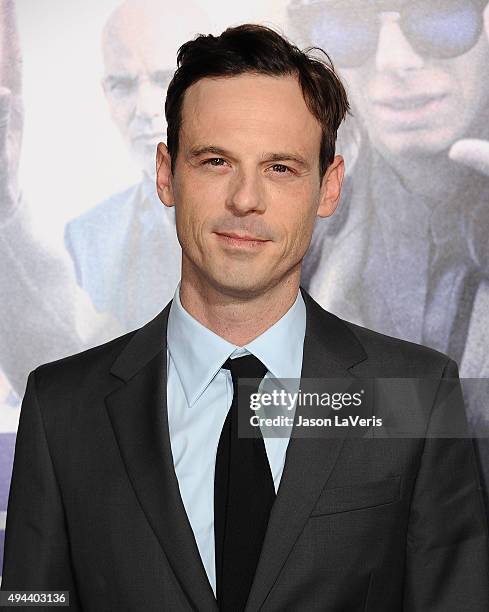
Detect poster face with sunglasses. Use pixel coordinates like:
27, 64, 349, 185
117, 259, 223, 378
291, 0, 489, 377
292, 0, 489, 160
292, 0, 489, 497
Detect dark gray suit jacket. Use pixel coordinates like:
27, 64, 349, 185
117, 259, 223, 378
2, 287, 488, 611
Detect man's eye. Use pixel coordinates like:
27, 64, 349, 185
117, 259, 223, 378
110, 78, 137, 94
271, 164, 291, 174
204, 158, 227, 167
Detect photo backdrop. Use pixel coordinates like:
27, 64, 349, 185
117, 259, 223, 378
1, 0, 489, 578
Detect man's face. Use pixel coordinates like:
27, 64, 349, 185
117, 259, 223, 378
344, 7, 489, 159
102, 20, 173, 180
157, 74, 343, 298
295, 1, 489, 160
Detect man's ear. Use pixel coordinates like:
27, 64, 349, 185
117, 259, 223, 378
156, 142, 175, 207
317, 154, 345, 218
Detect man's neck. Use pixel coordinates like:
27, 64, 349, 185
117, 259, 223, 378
178, 268, 301, 346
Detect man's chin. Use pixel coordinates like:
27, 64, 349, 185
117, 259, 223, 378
209, 274, 271, 299
372, 130, 459, 162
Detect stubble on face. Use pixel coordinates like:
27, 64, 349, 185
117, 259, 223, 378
169, 73, 325, 301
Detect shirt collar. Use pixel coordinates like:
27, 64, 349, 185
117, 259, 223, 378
167, 281, 306, 407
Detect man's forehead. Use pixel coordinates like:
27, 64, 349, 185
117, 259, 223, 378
102, 42, 175, 78
102, 21, 176, 76
102, 0, 209, 75
179, 74, 322, 154
181, 74, 311, 119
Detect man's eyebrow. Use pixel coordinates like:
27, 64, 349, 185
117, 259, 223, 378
189, 146, 310, 168
261, 152, 310, 168
188, 145, 232, 158
103, 73, 136, 84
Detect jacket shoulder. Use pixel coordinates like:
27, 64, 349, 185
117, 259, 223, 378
32, 329, 138, 399
344, 319, 454, 377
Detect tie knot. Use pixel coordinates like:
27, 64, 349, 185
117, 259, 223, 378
222, 354, 268, 381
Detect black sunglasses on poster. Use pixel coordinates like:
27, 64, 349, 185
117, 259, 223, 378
289, 0, 487, 67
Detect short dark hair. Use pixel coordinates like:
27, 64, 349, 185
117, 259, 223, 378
165, 23, 350, 180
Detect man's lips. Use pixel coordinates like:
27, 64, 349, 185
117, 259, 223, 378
215, 232, 268, 241
133, 132, 163, 142
214, 232, 271, 248
370, 93, 448, 127
372, 93, 447, 110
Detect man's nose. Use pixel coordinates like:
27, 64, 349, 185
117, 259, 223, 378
135, 77, 163, 119
227, 168, 265, 215
375, 14, 424, 73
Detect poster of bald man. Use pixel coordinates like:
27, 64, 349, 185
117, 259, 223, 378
0, 0, 489, 598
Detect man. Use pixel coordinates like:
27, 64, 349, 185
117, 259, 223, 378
290, 0, 489, 377
289, 0, 489, 510
0, 0, 123, 397
64, 0, 211, 330
2, 23, 488, 612
0, 0, 206, 395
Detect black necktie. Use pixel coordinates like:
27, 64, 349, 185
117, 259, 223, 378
214, 354, 276, 611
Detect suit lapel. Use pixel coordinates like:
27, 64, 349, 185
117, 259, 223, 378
105, 302, 218, 612
245, 288, 368, 612
104, 288, 367, 612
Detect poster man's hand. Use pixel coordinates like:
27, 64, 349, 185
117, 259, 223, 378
448, 6, 489, 178
448, 137, 489, 271
0, 0, 24, 219
449, 139, 489, 178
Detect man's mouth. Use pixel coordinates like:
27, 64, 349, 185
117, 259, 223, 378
214, 232, 270, 248
216, 232, 268, 241
373, 93, 447, 111
134, 132, 163, 143
370, 93, 448, 128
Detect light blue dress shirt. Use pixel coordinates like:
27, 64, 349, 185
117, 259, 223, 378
166, 281, 306, 596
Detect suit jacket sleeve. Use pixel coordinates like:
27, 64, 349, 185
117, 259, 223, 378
1, 370, 81, 609
403, 358, 489, 610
